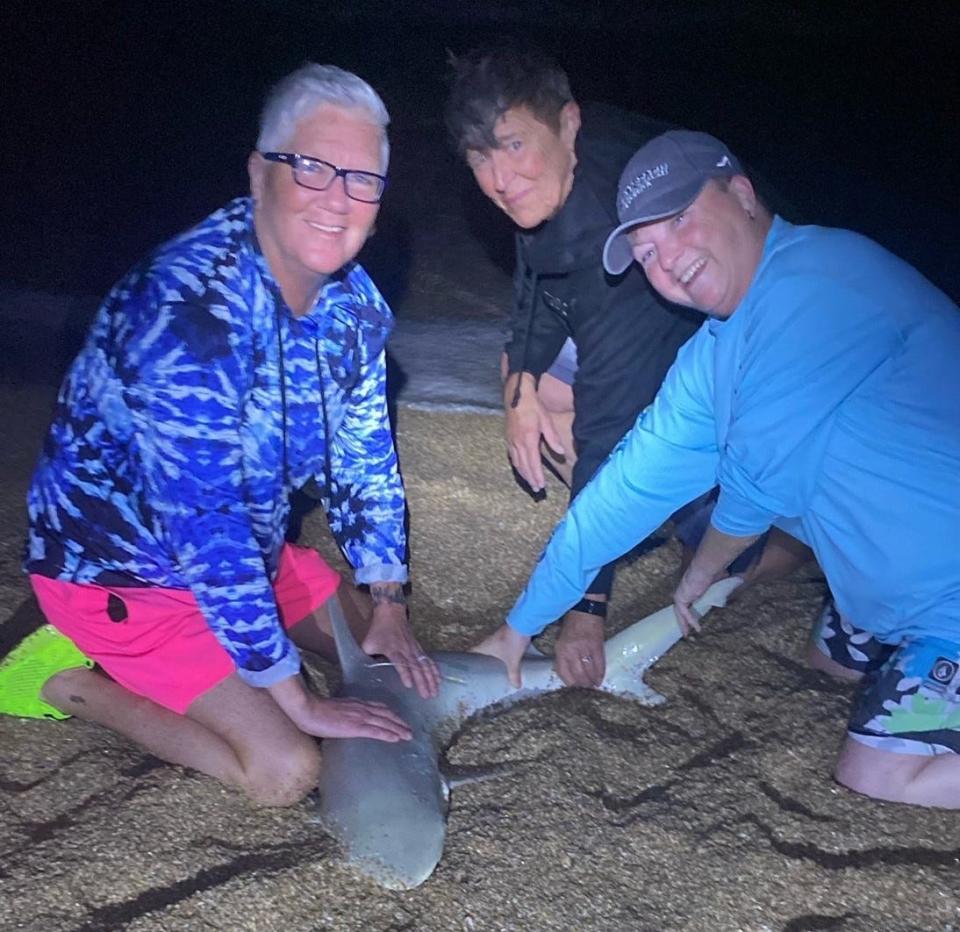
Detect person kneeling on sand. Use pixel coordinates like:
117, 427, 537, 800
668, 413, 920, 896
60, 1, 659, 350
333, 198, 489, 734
476, 129, 960, 808
0, 64, 441, 807
444, 44, 703, 688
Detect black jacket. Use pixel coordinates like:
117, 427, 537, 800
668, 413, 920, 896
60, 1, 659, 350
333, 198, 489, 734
506, 102, 700, 500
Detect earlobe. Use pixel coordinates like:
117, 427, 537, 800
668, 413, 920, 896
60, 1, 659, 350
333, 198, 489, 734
729, 175, 757, 218
560, 101, 581, 147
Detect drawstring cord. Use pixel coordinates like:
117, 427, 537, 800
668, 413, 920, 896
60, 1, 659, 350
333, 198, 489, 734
275, 294, 356, 502
314, 336, 334, 501
275, 305, 289, 485
511, 260, 540, 409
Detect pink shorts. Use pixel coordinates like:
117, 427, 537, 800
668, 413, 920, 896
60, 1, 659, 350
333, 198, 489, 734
30, 544, 340, 714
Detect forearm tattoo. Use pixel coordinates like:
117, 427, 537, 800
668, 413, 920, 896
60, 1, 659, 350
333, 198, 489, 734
370, 584, 406, 607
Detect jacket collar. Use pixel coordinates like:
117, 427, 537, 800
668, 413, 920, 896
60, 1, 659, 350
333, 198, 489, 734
520, 121, 620, 274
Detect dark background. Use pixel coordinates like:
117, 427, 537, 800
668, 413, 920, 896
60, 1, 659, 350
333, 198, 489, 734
1, 0, 957, 311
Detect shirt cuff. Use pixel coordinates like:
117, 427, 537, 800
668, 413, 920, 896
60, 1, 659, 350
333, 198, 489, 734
235, 645, 302, 688
354, 563, 409, 586
712, 486, 776, 538
506, 593, 558, 638
505, 344, 555, 379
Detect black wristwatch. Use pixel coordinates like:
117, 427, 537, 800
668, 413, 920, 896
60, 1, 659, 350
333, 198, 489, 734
571, 597, 608, 618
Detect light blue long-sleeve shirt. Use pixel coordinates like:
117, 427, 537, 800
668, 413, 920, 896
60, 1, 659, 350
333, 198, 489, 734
508, 217, 960, 644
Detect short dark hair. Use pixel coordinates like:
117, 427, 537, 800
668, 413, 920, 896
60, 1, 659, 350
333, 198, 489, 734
444, 43, 574, 155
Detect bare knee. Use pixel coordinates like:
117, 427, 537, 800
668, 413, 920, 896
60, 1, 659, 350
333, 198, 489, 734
834, 741, 890, 800
241, 738, 322, 808
833, 738, 958, 807
40, 665, 100, 712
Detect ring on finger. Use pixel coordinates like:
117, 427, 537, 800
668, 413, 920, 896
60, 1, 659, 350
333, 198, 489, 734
580, 655, 592, 664
416, 654, 430, 662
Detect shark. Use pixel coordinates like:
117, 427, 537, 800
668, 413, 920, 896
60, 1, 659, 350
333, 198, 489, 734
315, 576, 742, 889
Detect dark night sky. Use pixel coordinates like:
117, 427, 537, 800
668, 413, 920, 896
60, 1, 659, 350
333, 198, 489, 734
2, 0, 957, 302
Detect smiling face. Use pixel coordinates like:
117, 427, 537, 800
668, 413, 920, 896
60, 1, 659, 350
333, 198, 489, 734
465, 103, 580, 229
249, 103, 383, 315
626, 177, 769, 318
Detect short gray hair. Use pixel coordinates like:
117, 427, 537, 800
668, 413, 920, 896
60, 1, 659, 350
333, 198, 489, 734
256, 63, 390, 170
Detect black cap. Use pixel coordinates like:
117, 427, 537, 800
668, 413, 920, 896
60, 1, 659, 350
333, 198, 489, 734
603, 130, 742, 275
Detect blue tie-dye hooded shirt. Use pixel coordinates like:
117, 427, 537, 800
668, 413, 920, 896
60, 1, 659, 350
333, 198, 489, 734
25, 197, 407, 686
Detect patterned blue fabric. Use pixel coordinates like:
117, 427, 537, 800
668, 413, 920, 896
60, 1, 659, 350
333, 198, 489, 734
25, 197, 407, 686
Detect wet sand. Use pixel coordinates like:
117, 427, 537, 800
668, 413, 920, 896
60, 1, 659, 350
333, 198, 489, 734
2, 392, 959, 932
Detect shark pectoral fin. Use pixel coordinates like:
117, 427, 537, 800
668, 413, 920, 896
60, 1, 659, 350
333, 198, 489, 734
605, 680, 668, 706
441, 762, 517, 791
601, 659, 669, 706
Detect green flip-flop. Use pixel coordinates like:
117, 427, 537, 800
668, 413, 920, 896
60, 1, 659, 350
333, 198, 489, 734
0, 625, 94, 721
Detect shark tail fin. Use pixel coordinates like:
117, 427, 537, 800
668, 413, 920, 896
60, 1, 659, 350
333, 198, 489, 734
328, 592, 374, 680
601, 576, 744, 705
693, 575, 743, 612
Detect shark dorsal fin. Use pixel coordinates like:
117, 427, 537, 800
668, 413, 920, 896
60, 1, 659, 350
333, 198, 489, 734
328, 594, 374, 680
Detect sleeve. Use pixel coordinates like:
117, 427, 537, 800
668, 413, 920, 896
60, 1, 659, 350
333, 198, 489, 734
131, 300, 299, 688
503, 238, 570, 378
713, 276, 901, 536
507, 326, 720, 635
324, 336, 408, 586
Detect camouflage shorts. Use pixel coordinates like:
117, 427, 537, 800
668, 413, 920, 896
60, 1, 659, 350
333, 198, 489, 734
814, 598, 960, 755
811, 597, 896, 676
848, 638, 960, 756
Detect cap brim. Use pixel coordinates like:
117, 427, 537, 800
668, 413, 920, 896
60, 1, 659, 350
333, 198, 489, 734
602, 179, 712, 276
602, 221, 637, 276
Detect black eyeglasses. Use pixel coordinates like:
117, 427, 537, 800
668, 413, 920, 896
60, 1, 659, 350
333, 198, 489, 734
260, 152, 387, 203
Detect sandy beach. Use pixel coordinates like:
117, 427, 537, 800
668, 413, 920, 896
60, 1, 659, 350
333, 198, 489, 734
2, 4, 958, 927
2, 388, 959, 931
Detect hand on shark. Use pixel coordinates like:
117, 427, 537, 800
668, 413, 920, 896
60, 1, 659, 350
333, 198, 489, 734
471, 611, 607, 689
362, 600, 441, 699
470, 624, 531, 688
321, 577, 744, 888
268, 675, 413, 742
673, 565, 715, 635
674, 562, 758, 636
674, 525, 763, 635
554, 611, 606, 687
300, 696, 414, 742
